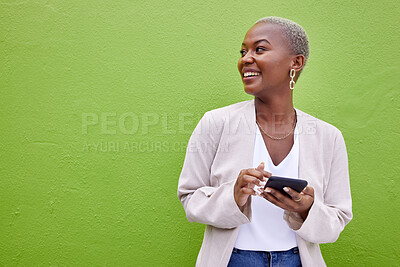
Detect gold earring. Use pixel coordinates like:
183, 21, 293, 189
289, 69, 296, 90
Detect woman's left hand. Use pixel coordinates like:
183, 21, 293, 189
260, 186, 314, 220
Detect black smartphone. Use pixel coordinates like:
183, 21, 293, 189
264, 176, 308, 197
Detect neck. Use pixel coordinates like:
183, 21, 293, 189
254, 93, 294, 124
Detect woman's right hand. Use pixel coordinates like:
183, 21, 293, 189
234, 162, 271, 209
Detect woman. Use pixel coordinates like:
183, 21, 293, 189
177, 17, 352, 267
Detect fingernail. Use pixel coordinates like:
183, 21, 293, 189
283, 187, 289, 192
265, 188, 271, 193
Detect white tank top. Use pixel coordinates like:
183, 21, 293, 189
234, 122, 299, 251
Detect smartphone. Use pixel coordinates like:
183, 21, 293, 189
264, 176, 308, 197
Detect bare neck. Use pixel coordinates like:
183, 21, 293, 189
254, 93, 295, 124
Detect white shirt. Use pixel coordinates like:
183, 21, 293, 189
234, 122, 299, 251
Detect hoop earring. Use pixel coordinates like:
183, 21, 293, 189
289, 69, 296, 90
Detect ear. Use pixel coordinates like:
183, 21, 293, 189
290, 54, 305, 73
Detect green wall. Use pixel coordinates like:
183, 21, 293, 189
1, 0, 399, 266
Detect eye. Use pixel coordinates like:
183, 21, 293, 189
256, 47, 266, 53
239, 49, 247, 57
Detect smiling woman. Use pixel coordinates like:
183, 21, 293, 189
177, 16, 352, 267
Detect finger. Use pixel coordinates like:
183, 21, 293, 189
255, 162, 272, 178
246, 169, 266, 181
236, 169, 253, 188
262, 170, 272, 178
302, 186, 314, 197
264, 187, 293, 204
236, 169, 246, 186
256, 162, 265, 170
261, 189, 291, 210
283, 187, 302, 201
242, 174, 262, 187
240, 187, 256, 196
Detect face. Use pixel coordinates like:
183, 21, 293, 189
238, 23, 294, 96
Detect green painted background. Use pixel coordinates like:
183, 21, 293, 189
1, 0, 399, 266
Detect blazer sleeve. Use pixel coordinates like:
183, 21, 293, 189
284, 131, 353, 243
177, 111, 251, 229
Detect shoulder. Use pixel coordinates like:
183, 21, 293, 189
203, 100, 253, 121
195, 100, 253, 138
296, 109, 344, 142
206, 99, 253, 115
296, 109, 348, 167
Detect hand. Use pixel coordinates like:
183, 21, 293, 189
260, 186, 314, 220
234, 162, 271, 209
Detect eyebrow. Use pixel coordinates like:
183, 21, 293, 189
242, 39, 271, 46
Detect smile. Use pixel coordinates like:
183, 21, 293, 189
243, 72, 261, 77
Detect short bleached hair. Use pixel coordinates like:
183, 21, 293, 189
255, 16, 310, 69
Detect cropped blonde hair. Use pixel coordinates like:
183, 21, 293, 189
256, 17, 310, 68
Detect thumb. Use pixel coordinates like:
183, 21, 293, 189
256, 162, 271, 178
302, 186, 314, 197
256, 162, 265, 170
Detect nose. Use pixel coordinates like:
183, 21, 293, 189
241, 52, 254, 65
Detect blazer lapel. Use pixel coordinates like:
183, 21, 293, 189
296, 109, 322, 192
242, 99, 256, 168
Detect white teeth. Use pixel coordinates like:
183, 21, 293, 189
244, 72, 260, 77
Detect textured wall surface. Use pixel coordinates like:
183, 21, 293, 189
1, 0, 399, 266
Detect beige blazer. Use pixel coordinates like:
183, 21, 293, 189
177, 99, 352, 267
